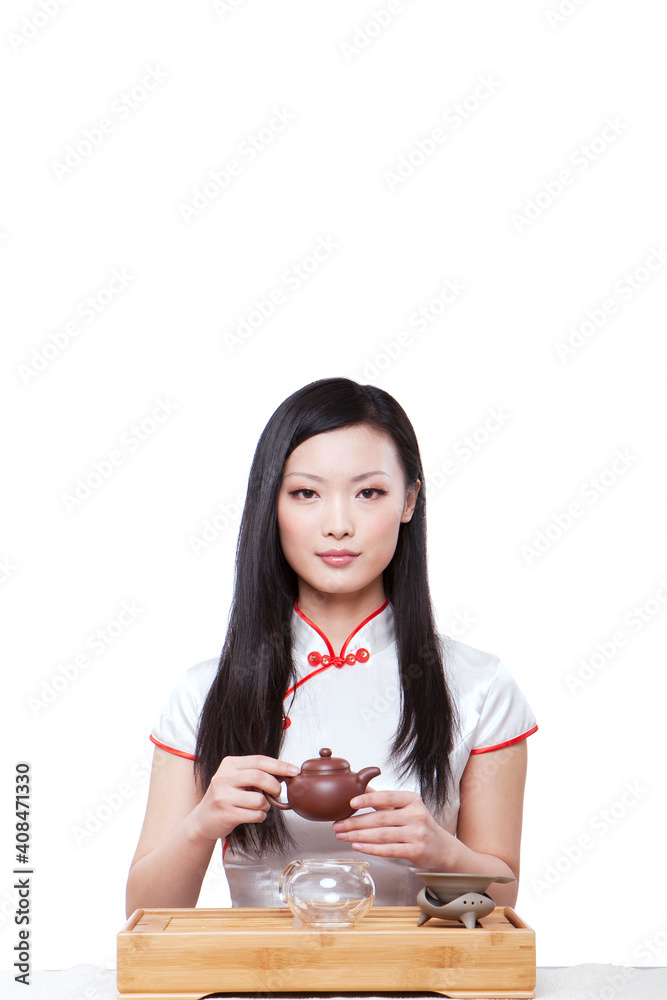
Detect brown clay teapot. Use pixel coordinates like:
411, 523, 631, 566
265, 748, 381, 822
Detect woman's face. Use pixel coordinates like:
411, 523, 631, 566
277, 424, 420, 603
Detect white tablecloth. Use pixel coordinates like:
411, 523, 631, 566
1, 963, 667, 999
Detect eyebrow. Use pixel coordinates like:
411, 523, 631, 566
284, 471, 391, 483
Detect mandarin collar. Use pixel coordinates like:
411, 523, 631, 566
291, 598, 396, 670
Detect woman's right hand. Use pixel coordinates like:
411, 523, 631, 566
190, 755, 300, 843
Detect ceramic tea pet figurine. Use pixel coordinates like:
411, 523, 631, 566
265, 748, 381, 822
414, 872, 515, 928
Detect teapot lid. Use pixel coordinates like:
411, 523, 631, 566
300, 748, 350, 773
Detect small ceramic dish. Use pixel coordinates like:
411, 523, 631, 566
414, 871, 515, 903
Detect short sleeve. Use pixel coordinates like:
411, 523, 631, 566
149, 657, 218, 760
470, 658, 537, 754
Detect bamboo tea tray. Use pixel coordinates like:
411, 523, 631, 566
118, 905, 535, 999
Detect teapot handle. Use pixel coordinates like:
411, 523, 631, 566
279, 860, 300, 903
265, 783, 293, 811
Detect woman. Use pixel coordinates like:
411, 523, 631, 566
125, 378, 537, 917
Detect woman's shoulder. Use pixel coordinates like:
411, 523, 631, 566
149, 656, 220, 758
158, 655, 220, 704
438, 632, 503, 684
437, 632, 537, 752
180, 655, 220, 690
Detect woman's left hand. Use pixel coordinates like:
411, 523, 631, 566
332, 790, 459, 870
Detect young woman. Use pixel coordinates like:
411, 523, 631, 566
125, 377, 537, 917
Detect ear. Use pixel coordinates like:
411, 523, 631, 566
401, 479, 421, 522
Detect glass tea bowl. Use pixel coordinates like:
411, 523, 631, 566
279, 859, 375, 929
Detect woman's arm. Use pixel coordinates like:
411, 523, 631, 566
453, 738, 528, 907
125, 747, 216, 916
125, 746, 299, 917
333, 739, 528, 908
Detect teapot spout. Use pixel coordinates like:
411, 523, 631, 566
357, 766, 381, 789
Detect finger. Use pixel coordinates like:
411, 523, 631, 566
235, 768, 287, 796
350, 841, 413, 858
232, 789, 272, 812
349, 790, 418, 810
338, 826, 410, 845
228, 807, 271, 825
226, 755, 300, 776
334, 809, 407, 833
213, 772, 279, 800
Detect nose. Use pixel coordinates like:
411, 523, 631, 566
321, 494, 354, 539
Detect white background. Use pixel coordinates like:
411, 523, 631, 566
1, 0, 666, 974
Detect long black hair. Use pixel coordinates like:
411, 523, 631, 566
194, 377, 459, 856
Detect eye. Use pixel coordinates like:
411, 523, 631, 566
358, 488, 387, 499
288, 488, 318, 499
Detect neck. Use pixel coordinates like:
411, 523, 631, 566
296, 583, 387, 638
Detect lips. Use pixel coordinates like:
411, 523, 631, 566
317, 550, 359, 566
317, 550, 359, 557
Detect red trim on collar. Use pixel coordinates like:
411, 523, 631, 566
294, 604, 334, 657
293, 598, 389, 659
285, 598, 390, 702
284, 663, 331, 700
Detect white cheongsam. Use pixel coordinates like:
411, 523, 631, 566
150, 599, 537, 906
